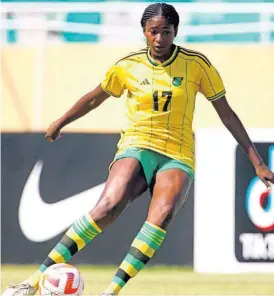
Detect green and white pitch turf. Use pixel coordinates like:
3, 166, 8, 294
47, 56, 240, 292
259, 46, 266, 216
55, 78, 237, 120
1, 265, 274, 295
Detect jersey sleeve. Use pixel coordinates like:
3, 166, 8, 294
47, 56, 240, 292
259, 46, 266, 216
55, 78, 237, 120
101, 63, 126, 98
199, 62, 226, 102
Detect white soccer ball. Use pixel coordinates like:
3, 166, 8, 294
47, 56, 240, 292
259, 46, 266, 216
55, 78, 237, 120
39, 263, 84, 296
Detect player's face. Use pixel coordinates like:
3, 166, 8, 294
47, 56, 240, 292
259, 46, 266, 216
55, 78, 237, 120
144, 16, 177, 57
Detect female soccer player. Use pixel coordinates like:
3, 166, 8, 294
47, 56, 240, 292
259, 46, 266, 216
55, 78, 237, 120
4, 3, 274, 296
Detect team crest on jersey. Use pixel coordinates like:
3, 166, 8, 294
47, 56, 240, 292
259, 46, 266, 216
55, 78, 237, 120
172, 77, 184, 87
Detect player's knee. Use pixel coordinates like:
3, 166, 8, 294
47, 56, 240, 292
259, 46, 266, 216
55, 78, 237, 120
93, 196, 122, 218
89, 176, 131, 223
90, 185, 129, 222
147, 201, 176, 227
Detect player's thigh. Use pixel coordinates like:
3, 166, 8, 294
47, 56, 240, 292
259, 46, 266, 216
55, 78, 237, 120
100, 157, 148, 204
147, 169, 192, 229
90, 158, 147, 228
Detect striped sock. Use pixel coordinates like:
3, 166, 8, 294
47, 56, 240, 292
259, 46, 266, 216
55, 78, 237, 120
28, 213, 102, 289
104, 221, 166, 294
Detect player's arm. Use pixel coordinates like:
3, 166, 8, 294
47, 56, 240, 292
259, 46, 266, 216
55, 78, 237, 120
212, 95, 263, 168
53, 85, 109, 129
46, 63, 125, 142
212, 96, 274, 188
45, 85, 110, 142
199, 60, 274, 187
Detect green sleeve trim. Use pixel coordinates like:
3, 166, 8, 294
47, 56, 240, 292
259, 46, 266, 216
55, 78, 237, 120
207, 90, 226, 101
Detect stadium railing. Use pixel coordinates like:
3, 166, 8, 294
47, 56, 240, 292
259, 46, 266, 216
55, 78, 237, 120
1, 2, 274, 44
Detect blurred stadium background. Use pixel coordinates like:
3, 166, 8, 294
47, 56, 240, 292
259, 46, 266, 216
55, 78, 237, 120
1, 0, 274, 294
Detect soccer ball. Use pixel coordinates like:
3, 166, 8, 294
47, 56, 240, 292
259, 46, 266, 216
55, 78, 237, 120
39, 263, 84, 296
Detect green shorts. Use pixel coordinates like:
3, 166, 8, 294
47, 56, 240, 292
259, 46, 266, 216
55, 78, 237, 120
111, 147, 194, 186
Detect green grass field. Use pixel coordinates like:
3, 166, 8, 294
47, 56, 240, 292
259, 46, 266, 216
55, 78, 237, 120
1, 265, 274, 295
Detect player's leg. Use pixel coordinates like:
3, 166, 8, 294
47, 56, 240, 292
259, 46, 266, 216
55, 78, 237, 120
2, 157, 147, 296
28, 158, 148, 287
103, 165, 193, 295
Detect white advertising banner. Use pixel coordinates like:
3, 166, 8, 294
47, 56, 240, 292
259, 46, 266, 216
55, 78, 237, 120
194, 128, 274, 273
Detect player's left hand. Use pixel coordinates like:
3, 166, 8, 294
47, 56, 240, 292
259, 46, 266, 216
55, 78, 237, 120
255, 163, 274, 188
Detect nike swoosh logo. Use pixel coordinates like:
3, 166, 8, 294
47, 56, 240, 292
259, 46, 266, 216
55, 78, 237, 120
19, 161, 105, 242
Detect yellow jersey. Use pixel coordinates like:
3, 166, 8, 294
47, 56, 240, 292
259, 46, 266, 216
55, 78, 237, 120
101, 45, 225, 170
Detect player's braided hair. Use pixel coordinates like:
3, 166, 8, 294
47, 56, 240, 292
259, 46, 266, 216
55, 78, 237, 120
140, 3, 179, 30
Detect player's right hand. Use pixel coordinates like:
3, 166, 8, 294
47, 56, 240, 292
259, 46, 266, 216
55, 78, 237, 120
45, 121, 61, 142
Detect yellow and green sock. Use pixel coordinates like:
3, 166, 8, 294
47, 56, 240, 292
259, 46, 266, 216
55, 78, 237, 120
28, 213, 102, 289
104, 221, 166, 294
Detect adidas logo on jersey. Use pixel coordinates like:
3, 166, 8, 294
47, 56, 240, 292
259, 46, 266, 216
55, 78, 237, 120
140, 78, 150, 85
